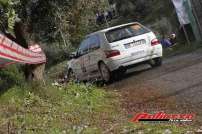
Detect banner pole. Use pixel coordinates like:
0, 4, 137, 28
181, 24, 191, 45
171, 0, 192, 45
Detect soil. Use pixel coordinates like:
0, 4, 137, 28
107, 49, 202, 126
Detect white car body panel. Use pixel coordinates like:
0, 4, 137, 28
105, 32, 162, 71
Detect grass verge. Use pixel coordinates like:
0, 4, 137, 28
0, 82, 194, 133
0, 60, 197, 133
0, 82, 124, 133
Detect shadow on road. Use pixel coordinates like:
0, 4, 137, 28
111, 65, 152, 84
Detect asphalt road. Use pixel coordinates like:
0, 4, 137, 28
108, 49, 202, 125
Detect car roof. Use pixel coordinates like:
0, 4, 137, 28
86, 22, 141, 37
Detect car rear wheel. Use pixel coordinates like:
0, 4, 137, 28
99, 62, 111, 83
68, 69, 76, 81
150, 57, 162, 67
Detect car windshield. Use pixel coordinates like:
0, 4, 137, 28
105, 24, 150, 43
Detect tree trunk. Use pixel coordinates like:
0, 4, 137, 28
13, 20, 46, 82
26, 63, 45, 82
32, 63, 45, 81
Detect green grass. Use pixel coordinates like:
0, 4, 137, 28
0, 60, 197, 133
0, 78, 194, 133
0, 82, 194, 133
46, 61, 67, 81
0, 81, 127, 133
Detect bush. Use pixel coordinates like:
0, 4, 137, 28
0, 82, 122, 133
0, 65, 24, 90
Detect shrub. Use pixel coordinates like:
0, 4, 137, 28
0, 65, 24, 90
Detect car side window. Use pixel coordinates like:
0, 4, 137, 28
89, 35, 100, 51
78, 38, 89, 56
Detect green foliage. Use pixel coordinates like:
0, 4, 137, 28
0, 0, 108, 63
0, 81, 194, 133
0, 0, 18, 34
0, 82, 123, 133
0, 65, 24, 90
1, 0, 108, 50
6, 3, 16, 34
13, 0, 108, 46
0, 0, 8, 5
111, 0, 153, 18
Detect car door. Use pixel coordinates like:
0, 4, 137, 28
86, 35, 101, 77
75, 38, 90, 80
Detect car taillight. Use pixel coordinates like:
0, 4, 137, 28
151, 39, 160, 46
105, 50, 120, 58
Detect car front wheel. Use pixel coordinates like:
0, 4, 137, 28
68, 69, 76, 81
99, 62, 111, 83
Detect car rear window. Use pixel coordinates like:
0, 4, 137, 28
105, 24, 150, 43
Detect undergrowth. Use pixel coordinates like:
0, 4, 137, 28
0, 65, 195, 133
0, 81, 127, 133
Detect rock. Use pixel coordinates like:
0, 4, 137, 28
163, 129, 172, 134
137, 130, 144, 134
195, 129, 202, 133
195, 126, 202, 133
52, 82, 60, 86
147, 128, 152, 131
185, 131, 194, 134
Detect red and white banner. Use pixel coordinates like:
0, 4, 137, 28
171, 0, 190, 25
0, 34, 46, 68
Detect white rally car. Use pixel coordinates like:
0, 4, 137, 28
67, 22, 163, 82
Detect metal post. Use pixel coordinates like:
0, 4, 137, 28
190, 0, 202, 40
181, 24, 191, 45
